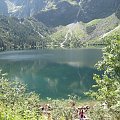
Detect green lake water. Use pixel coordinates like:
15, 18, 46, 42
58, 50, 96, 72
0, 48, 102, 99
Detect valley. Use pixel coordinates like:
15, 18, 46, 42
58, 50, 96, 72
0, 1, 120, 120
0, 0, 119, 50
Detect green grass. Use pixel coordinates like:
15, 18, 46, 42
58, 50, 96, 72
48, 14, 120, 48
86, 19, 101, 27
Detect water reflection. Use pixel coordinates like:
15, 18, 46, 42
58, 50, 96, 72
0, 49, 102, 99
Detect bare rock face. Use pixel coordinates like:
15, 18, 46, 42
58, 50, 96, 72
0, 0, 119, 26
0, 0, 8, 15
4, 0, 45, 17
78, 0, 119, 20
33, 0, 120, 27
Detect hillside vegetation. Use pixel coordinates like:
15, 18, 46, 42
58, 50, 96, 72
0, 14, 120, 50
48, 14, 120, 48
0, 0, 120, 50
0, 15, 50, 51
0, 13, 120, 50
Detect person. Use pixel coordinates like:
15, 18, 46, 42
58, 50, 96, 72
78, 106, 90, 120
78, 107, 85, 120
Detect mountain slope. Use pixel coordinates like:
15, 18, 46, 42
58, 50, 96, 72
5, 0, 45, 18
0, 0, 8, 15
0, 13, 119, 50
34, 0, 120, 27
0, 15, 50, 51
47, 14, 120, 48
0, 0, 119, 25
98, 24, 120, 43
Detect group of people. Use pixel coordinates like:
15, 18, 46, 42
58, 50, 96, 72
40, 101, 90, 120
70, 101, 90, 120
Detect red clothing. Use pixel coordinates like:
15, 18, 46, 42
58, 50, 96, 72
79, 110, 85, 118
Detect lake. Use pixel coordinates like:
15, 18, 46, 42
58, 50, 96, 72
0, 48, 102, 99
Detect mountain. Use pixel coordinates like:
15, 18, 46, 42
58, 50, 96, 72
0, 15, 50, 51
4, 0, 46, 18
0, 0, 120, 26
0, 0, 8, 15
1, 0, 119, 21
47, 14, 120, 48
34, 0, 120, 27
0, 0, 59, 18
0, 0, 120, 50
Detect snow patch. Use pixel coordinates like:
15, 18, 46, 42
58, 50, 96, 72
5, 0, 22, 13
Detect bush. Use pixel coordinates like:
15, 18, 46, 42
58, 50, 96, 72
0, 70, 42, 120
86, 34, 120, 119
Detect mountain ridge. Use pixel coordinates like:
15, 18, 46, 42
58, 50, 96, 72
34, 0, 120, 27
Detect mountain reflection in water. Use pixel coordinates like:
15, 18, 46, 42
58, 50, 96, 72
0, 49, 102, 99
